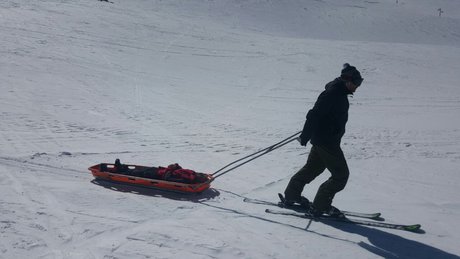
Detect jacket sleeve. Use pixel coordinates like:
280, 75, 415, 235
299, 92, 333, 144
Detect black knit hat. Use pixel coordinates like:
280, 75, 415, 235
341, 63, 363, 86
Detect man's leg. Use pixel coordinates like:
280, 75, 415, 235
312, 146, 350, 212
284, 146, 326, 201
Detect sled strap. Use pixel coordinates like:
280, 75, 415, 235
211, 131, 301, 179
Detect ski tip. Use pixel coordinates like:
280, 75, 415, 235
404, 224, 422, 232
372, 213, 383, 220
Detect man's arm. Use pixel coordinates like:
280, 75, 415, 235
299, 92, 333, 145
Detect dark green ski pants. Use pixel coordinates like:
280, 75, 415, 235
284, 145, 349, 212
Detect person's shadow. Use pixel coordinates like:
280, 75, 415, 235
320, 220, 459, 259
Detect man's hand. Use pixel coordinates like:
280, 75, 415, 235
297, 136, 308, 146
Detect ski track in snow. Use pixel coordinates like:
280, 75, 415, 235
1, 0, 460, 258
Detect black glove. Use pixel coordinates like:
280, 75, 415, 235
298, 136, 308, 146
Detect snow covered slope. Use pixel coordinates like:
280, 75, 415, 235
157, 0, 460, 45
1, 0, 460, 258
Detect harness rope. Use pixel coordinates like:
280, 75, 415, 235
191, 131, 302, 190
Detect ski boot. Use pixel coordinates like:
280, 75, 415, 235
280, 195, 311, 210
305, 205, 345, 218
304, 205, 323, 218
324, 205, 345, 218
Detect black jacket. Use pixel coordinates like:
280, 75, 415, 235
300, 78, 351, 147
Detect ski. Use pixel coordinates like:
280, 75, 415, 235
243, 196, 382, 220
265, 209, 422, 232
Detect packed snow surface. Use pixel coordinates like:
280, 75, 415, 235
1, 0, 460, 258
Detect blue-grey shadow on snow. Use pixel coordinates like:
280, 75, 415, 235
321, 220, 459, 259
91, 179, 220, 202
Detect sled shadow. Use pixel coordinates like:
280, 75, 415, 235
91, 179, 220, 202
322, 220, 459, 259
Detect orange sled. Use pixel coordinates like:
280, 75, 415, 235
89, 160, 213, 194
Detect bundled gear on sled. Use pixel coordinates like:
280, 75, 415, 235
89, 159, 213, 193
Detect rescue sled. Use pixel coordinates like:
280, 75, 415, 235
89, 159, 213, 193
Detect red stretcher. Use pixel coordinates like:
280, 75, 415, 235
89, 159, 213, 194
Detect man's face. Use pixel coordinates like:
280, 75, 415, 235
346, 81, 359, 93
